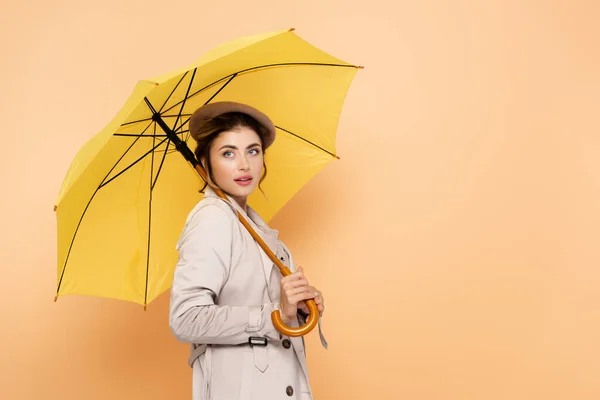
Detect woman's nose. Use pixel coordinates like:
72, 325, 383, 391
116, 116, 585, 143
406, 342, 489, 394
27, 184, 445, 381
238, 156, 249, 170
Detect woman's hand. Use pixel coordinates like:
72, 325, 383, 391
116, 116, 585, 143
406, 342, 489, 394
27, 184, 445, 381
297, 285, 324, 318
280, 266, 321, 324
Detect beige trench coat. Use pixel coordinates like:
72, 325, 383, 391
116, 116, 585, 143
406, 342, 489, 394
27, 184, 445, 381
169, 186, 327, 400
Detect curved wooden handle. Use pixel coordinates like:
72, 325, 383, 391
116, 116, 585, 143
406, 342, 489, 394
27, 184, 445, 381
271, 298, 319, 337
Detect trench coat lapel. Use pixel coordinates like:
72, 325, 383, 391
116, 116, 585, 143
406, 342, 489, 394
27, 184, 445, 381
245, 206, 279, 290
204, 187, 278, 294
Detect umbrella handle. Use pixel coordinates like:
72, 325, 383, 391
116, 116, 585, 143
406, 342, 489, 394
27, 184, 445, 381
271, 298, 320, 337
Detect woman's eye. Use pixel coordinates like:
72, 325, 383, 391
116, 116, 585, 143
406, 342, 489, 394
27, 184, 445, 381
223, 151, 234, 157
249, 148, 260, 155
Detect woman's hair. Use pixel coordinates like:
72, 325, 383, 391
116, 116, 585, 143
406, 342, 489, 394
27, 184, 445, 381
192, 112, 268, 194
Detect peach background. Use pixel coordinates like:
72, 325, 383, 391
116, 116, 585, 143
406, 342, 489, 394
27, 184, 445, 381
2, 1, 600, 399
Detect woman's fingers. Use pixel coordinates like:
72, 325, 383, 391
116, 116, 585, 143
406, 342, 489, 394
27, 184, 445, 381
282, 278, 309, 290
282, 267, 312, 290
310, 287, 324, 315
282, 269, 306, 283
284, 285, 314, 299
288, 291, 318, 306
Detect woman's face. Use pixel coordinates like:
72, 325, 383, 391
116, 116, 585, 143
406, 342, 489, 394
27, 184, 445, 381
207, 126, 264, 208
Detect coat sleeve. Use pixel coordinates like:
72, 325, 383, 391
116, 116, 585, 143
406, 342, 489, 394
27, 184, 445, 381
169, 203, 281, 345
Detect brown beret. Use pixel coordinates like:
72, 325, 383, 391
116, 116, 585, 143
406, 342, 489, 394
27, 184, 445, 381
189, 101, 276, 149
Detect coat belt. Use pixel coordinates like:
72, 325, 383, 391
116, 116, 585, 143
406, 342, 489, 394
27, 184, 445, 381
188, 337, 271, 369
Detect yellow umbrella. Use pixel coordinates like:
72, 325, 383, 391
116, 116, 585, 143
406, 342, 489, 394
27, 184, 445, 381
54, 28, 361, 336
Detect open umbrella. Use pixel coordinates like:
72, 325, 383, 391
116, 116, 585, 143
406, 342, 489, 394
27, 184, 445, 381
54, 28, 361, 336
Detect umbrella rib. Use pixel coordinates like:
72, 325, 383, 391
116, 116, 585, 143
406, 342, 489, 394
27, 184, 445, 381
170, 68, 198, 135
98, 120, 154, 188
275, 125, 339, 159
203, 73, 237, 106
119, 114, 191, 128
152, 137, 169, 190
99, 136, 169, 189
114, 129, 189, 138
114, 133, 169, 137
144, 128, 157, 307
160, 75, 233, 116
170, 73, 237, 136
55, 187, 100, 296
164, 113, 192, 118
120, 117, 153, 127
159, 71, 189, 113
118, 72, 190, 128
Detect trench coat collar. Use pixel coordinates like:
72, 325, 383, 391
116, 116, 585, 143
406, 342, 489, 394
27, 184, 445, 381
204, 185, 279, 284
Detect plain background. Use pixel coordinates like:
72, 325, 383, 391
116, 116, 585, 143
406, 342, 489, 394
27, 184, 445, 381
2, 0, 600, 399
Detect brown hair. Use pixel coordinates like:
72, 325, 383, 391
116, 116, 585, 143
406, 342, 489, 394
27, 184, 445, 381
192, 112, 268, 194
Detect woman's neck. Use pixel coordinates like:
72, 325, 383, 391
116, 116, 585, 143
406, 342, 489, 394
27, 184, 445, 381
231, 195, 247, 212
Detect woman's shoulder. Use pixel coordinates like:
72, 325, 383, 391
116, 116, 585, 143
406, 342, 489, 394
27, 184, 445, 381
185, 196, 236, 224
176, 197, 238, 249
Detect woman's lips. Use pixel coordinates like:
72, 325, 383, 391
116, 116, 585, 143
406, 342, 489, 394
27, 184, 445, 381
234, 176, 253, 186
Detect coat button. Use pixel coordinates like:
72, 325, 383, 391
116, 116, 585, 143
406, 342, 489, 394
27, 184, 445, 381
286, 386, 294, 396
282, 339, 291, 349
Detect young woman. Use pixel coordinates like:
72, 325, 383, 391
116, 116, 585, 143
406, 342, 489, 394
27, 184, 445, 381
169, 101, 328, 400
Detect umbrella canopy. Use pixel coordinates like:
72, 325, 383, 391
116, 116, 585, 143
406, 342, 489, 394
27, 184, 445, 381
54, 28, 361, 307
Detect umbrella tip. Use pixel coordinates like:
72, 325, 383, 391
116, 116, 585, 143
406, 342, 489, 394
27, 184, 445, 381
53, 205, 57, 211
289, 27, 295, 32
358, 65, 365, 69
144, 305, 147, 311
53, 295, 58, 302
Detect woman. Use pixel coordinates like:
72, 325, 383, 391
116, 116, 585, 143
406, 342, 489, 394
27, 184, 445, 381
169, 101, 328, 400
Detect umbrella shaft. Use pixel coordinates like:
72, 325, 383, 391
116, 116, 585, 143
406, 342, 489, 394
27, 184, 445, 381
151, 113, 198, 168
